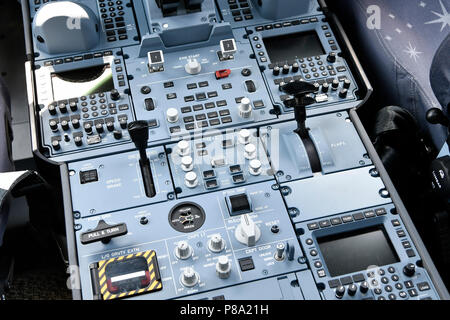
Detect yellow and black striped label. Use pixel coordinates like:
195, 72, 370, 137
96, 250, 162, 300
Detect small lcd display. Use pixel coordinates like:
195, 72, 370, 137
263, 31, 325, 63
317, 226, 400, 277
51, 64, 114, 101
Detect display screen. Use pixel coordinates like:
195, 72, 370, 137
51, 64, 114, 101
317, 226, 400, 277
263, 31, 325, 63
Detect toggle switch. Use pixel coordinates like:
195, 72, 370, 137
235, 214, 261, 247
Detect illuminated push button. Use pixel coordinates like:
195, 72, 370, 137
249, 159, 262, 176
185, 58, 202, 75
208, 234, 225, 253
166, 108, 179, 123
181, 155, 194, 172
181, 267, 199, 287
238, 97, 252, 118
216, 256, 231, 279
235, 214, 261, 247
244, 143, 257, 159
184, 171, 198, 188
175, 240, 193, 260
238, 129, 251, 145
177, 140, 190, 156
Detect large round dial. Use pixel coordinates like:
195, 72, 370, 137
168, 202, 206, 233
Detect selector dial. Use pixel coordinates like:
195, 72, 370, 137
177, 140, 190, 156
238, 129, 251, 145
175, 240, 193, 260
216, 255, 231, 279
208, 234, 226, 253
181, 267, 199, 287
238, 97, 252, 118
167, 108, 179, 123
168, 202, 206, 233
185, 59, 202, 75
235, 214, 261, 247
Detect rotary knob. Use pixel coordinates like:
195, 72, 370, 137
110, 89, 120, 101
49, 119, 58, 131
84, 123, 92, 134
61, 120, 69, 131
59, 103, 67, 113
339, 88, 348, 98
119, 118, 127, 129
184, 171, 198, 188
332, 79, 339, 90
235, 214, 261, 247
322, 82, 329, 92
175, 240, 193, 260
282, 64, 290, 74
216, 255, 231, 279
74, 136, 82, 147
343, 78, 351, 89
69, 102, 78, 112
238, 129, 251, 145
360, 281, 369, 294
208, 234, 225, 253
95, 123, 104, 133
48, 104, 57, 115
348, 284, 357, 296
106, 121, 114, 132
249, 159, 262, 176
403, 263, 416, 277
166, 108, 179, 123
177, 140, 190, 156
113, 130, 122, 140
238, 97, 252, 118
181, 155, 194, 172
181, 267, 199, 287
51, 140, 60, 150
335, 286, 345, 299
327, 52, 337, 63
72, 118, 80, 129
244, 143, 257, 159
272, 66, 280, 76
185, 59, 202, 75
292, 62, 299, 73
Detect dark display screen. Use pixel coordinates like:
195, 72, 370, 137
263, 31, 325, 63
317, 226, 400, 277
51, 64, 114, 101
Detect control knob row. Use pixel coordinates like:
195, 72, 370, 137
335, 281, 370, 299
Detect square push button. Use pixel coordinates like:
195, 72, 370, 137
238, 257, 255, 271
228, 193, 251, 216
